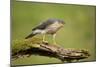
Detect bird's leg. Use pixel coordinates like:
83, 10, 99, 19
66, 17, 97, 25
53, 34, 57, 45
43, 34, 46, 42
42, 34, 48, 44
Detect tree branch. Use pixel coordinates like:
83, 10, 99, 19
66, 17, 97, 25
12, 37, 90, 62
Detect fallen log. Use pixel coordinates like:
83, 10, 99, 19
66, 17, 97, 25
11, 37, 90, 62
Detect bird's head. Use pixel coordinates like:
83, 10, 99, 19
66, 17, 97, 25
47, 18, 65, 27
56, 19, 65, 27
58, 19, 65, 24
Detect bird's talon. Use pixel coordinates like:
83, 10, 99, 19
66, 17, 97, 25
54, 43, 57, 45
42, 41, 49, 45
53, 43, 60, 47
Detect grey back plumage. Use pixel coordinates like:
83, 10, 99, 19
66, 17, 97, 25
32, 18, 65, 31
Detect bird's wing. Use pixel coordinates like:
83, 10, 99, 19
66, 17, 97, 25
32, 20, 54, 31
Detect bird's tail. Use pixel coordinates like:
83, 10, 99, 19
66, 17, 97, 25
25, 33, 37, 39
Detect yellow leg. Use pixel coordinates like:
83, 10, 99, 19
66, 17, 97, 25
53, 34, 57, 45
43, 34, 46, 42
42, 34, 48, 44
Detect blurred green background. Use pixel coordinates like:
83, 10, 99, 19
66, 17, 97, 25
11, 0, 96, 65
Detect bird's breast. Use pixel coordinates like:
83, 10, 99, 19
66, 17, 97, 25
45, 22, 63, 34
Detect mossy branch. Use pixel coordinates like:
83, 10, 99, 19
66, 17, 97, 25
11, 37, 90, 62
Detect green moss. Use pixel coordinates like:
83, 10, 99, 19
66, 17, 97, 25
11, 37, 42, 54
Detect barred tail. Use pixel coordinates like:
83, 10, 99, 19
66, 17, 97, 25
25, 33, 37, 39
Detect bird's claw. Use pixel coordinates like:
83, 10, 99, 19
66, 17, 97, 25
42, 41, 49, 45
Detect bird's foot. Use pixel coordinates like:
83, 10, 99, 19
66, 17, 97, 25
53, 42, 58, 45
53, 42, 61, 47
42, 41, 49, 45
53, 43, 56, 45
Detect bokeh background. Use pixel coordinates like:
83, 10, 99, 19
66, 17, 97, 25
11, 0, 96, 65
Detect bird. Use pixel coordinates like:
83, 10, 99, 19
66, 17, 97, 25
25, 18, 65, 44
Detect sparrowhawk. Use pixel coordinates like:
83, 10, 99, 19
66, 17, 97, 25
25, 18, 65, 44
